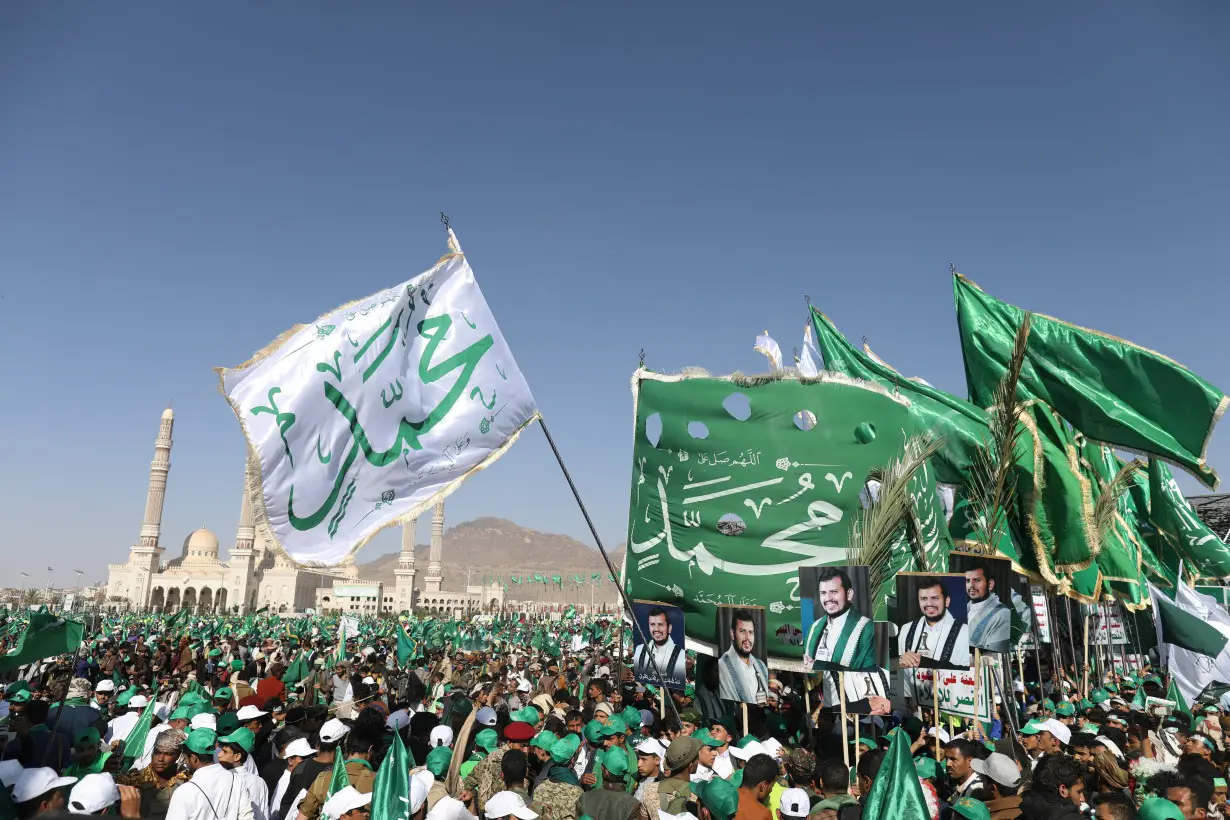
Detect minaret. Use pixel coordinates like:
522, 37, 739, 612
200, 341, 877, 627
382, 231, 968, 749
394, 518, 418, 613
425, 500, 444, 593
128, 408, 174, 608
225, 474, 257, 615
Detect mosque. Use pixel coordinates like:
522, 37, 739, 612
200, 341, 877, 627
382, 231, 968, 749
105, 408, 501, 615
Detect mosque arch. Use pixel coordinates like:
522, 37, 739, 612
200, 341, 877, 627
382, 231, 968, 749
216, 589, 228, 613
183, 588, 197, 612
166, 587, 181, 611
199, 588, 213, 611
150, 588, 165, 609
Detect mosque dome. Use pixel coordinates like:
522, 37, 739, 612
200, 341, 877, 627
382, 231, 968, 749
182, 528, 220, 562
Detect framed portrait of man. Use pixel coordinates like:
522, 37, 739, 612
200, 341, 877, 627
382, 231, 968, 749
631, 600, 688, 690
894, 573, 970, 707
799, 566, 877, 672
948, 551, 1014, 653
715, 606, 770, 705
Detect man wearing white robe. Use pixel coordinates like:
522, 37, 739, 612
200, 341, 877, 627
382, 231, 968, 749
717, 609, 770, 704
168, 731, 243, 820
964, 565, 1011, 653
632, 607, 686, 688
898, 578, 970, 705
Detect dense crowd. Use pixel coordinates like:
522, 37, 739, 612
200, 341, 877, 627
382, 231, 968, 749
0, 616, 1222, 820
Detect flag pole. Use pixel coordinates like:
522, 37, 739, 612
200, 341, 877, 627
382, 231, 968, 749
839, 673, 849, 768
537, 417, 682, 726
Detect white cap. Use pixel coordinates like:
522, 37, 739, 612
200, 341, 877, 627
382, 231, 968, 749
386, 710, 411, 732
761, 738, 783, 759
778, 788, 810, 818
0, 760, 23, 789
475, 706, 498, 727
95, 680, 115, 693
926, 726, 951, 744
189, 713, 217, 731
283, 739, 316, 759
1013, 680, 1026, 693
970, 753, 1021, 788
14, 767, 78, 803
153, 703, 170, 721
485, 791, 539, 820
430, 726, 454, 748
426, 795, 474, 820
67, 773, 120, 815
412, 771, 434, 812
516, 680, 532, 693
596, 666, 610, 678
1039, 718, 1072, 746
129, 695, 150, 709
658, 814, 700, 820
593, 702, 612, 716
362, 677, 376, 685
322, 786, 372, 820
320, 718, 350, 744
635, 738, 666, 758
236, 705, 268, 722
729, 741, 768, 761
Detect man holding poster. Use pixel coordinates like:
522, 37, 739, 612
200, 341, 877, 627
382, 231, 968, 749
802, 568, 877, 672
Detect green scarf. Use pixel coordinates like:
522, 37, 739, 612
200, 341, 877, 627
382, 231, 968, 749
549, 766, 580, 787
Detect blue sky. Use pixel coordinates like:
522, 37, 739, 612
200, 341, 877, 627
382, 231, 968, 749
3, 3, 1228, 586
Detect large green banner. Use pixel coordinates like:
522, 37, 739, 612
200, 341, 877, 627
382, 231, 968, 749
625, 370, 945, 664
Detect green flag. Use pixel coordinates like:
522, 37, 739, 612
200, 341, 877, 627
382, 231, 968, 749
281, 653, 309, 686
1154, 590, 1229, 658
1148, 459, 1230, 579
1166, 677, 1190, 715
371, 727, 409, 820
860, 724, 930, 820
397, 625, 418, 667
0, 614, 84, 672
327, 744, 349, 796
121, 688, 160, 769
954, 273, 1227, 488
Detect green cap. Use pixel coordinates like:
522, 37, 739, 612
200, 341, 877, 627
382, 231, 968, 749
1138, 797, 1187, 820
1055, 703, 1076, 717
602, 717, 627, 737
214, 687, 233, 701
1106, 683, 1119, 693
217, 712, 240, 735
678, 709, 701, 724
584, 720, 604, 744
208, 648, 222, 658
858, 737, 877, 751
1041, 699, 1055, 711
513, 707, 539, 724
230, 660, 243, 671
116, 690, 134, 707
693, 729, 724, 748
8, 690, 31, 704
179, 693, 207, 708
684, 684, 695, 697
6, 682, 30, 697
219, 728, 255, 754
531, 731, 559, 752
1019, 720, 1044, 735
426, 746, 453, 776
170, 706, 193, 721
601, 747, 630, 777
729, 769, 744, 788
692, 777, 739, 820
550, 735, 580, 765
915, 757, 939, 779
951, 797, 991, 820
451, 699, 473, 718
475, 728, 499, 752
1214, 777, 1227, 788
735, 734, 760, 749
621, 706, 641, 729
185, 729, 218, 756
1091, 689, 1109, 705
75, 727, 101, 746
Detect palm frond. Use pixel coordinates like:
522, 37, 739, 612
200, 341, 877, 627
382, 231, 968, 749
968, 311, 1032, 553
1093, 458, 1143, 545
847, 434, 945, 595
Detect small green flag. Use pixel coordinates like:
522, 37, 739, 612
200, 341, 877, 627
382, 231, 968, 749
1166, 677, 1191, 715
371, 723, 409, 820
327, 747, 349, 796
860, 726, 930, 820
397, 626, 418, 667
0, 614, 84, 672
1154, 589, 1229, 659
121, 687, 160, 769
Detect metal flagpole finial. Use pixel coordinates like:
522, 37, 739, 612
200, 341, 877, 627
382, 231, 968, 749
440, 212, 451, 232
804, 293, 811, 306
638, 349, 645, 369
949, 262, 957, 276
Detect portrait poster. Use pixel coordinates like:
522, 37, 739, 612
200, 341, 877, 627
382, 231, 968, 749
948, 551, 1014, 653
715, 606, 769, 705
893, 573, 970, 707
631, 600, 688, 690
799, 566, 878, 672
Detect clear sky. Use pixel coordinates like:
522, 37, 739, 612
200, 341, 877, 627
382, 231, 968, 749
3, 3, 1228, 586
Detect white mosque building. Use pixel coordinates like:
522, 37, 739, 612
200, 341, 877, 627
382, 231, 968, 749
106, 407, 501, 616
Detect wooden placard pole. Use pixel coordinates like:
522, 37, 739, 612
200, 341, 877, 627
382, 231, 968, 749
1083, 615, 1091, 699
854, 710, 862, 769
742, 702, 749, 738
840, 672, 849, 767
932, 672, 941, 759
972, 649, 982, 740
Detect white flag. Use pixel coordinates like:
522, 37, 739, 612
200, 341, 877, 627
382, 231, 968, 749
797, 324, 821, 378
1174, 583, 1230, 684
754, 331, 783, 371
1150, 583, 1219, 706
219, 231, 539, 565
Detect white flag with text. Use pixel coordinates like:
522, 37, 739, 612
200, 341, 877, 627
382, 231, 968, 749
219, 232, 539, 565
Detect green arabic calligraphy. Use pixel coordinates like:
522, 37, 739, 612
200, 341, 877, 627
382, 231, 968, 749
353, 308, 405, 384
287, 314, 494, 532
317, 351, 342, 381
382, 379, 404, 408
316, 436, 331, 464
250, 387, 296, 468
469, 386, 496, 410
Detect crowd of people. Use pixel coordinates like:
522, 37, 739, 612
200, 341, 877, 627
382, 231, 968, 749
0, 613, 1223, 820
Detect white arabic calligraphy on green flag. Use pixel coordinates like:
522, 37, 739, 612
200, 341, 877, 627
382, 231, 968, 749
218, 231, 539, 565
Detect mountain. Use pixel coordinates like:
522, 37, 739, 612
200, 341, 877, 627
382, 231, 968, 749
357, 517, 626, 604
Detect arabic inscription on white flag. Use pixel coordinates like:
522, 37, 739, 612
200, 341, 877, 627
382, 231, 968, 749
218, 232, 539, 565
